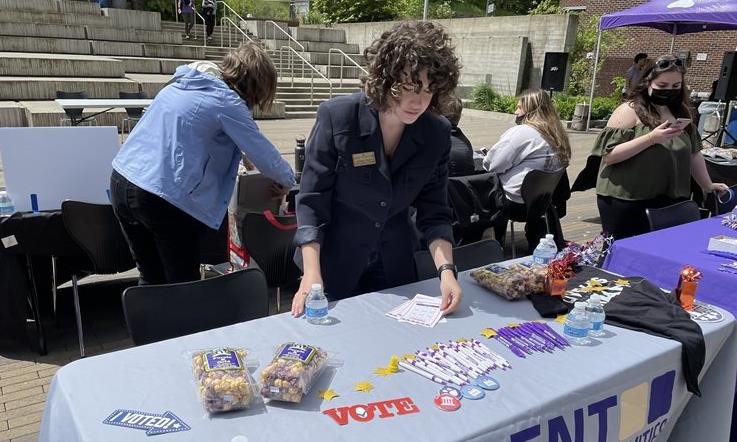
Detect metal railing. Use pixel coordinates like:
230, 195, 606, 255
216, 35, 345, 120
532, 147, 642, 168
269, 20, 304, 52
327, 48, 367, 88
218, 0, 248, 26
221, 17, 254, 47
280, 46, 332, 105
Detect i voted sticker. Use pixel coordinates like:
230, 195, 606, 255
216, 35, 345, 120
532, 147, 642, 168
439, 386, 461, 399
102, 409, 190, 435
434, 394, 461, 412
476, 375, 500, 390
461, 385, 486, 400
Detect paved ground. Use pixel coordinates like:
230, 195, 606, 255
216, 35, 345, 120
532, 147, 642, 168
0, 109, 601, 441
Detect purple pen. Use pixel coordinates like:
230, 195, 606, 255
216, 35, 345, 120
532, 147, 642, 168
506, 327, 546, 353
494, 334, 527, 358
537, 322, 570, 346
499, 329, 533, 355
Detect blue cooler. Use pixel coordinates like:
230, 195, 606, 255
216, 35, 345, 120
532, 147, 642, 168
725, 101, 737, 146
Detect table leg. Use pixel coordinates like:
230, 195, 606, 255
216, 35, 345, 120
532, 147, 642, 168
25, 256, 47, 355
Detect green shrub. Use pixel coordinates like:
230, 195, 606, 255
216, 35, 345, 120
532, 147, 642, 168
552, 94, 580, 120
591, 96, 618, 120
470, 84, 499, 111
494, 95, 518, 114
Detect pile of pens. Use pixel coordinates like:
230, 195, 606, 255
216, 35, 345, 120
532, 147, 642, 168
493, 322, 569, 358
398, 339, 510, 387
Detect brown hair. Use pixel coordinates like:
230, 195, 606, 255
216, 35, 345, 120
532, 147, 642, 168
628, 54, 692, 130
362, 21, 460, 113
220, 42, 277, 110
443, 96, 464, 126
517, 88, 571, 163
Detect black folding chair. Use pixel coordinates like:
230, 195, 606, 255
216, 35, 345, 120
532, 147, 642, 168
413, 239, 504, 281
645, 200, 701, 232
61, 201, 136, 357
122, 267, 268, 345
56, 90, 95, 126
504, 169, 566, 257
119, 91, 147, 134
242, 210, 300, 312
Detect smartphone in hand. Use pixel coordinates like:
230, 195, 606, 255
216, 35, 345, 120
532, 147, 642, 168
667, 118, 691, 131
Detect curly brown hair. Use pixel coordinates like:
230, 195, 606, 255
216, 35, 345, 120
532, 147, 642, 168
362, 21, 460, 113
220, 42, 277, 111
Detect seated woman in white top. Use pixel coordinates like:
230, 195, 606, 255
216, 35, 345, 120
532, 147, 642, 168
483, 88, 570, 251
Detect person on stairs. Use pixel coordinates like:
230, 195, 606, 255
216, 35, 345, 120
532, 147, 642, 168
178, 0, 194, 39
202, 0, 216, 42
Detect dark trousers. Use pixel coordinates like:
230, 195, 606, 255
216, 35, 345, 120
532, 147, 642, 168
597, 194, 684, 240
349, 251, 388, 299
110, 170, 209, 285
203, 6, 215, 37
182, 12, 194, 35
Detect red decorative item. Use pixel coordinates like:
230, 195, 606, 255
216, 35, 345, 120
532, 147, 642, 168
675, 265, 702, 311
546, 254, 576, 296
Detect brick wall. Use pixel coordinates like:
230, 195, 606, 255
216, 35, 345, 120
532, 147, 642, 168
562, 0, 737, 95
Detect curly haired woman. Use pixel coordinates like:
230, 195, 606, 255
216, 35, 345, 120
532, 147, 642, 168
292, 21, 463, 316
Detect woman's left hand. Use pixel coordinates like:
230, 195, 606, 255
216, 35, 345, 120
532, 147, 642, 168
709, 182, 730, 195
439, 273, 463, 315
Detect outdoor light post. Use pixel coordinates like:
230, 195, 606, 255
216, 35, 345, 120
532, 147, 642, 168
423, 0, 429, 20
486, 0, 495, 16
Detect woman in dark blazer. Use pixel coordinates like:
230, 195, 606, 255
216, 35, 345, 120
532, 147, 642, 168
292, 21, 463, 316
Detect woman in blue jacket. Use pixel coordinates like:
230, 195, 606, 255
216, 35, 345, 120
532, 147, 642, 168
292, 21, 463, 316
110, 43, 294, 285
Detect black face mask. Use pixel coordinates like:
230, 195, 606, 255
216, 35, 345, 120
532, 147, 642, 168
649, 88, 682, 106
515, 114, 526, 125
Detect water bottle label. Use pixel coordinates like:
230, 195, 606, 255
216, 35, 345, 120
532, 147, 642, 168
563, 324, 589, 338
276, 343, 317, 364
533, 256, 551, 265
305, 306, 328, 318
591, 321, 604, 331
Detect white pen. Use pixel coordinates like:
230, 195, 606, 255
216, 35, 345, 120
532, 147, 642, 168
398, 360, 449, 386
413, 359, 466, 385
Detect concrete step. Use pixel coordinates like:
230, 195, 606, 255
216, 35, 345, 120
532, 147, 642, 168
0, 0, 101, 15
87, 26, 182, 45
0, 21, 181, 45
0, 36, 204, 59
20, 99, 130, 129
0, 77, 139, 100
0, 35, 92, 56
276, 84, 360, 92
0, 9, 112, 28
263, 39, 359, 54
112, 57, 195, 75
0, 21, 86, 40
290, 27, 346, 44
0, 52, 125, 78
0, 100, 31, 127
276, 92, 346, 100
302, 52, 366, 66
285, 110, 317, 119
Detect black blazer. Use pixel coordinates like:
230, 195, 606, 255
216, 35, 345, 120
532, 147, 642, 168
295, 92, 454, 299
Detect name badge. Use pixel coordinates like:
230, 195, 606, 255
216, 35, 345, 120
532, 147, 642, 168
352, 151, 376, 167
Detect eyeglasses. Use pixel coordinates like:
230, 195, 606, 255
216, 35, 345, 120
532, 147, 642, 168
655, 58, 685, 70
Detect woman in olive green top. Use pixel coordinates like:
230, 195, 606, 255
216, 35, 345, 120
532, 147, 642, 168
594, 55, 728, 239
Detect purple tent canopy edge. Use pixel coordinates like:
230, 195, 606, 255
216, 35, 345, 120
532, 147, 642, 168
600, 0, 737, 35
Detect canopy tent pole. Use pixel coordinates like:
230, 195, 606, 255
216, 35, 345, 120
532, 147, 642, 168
586, 25, 603, 132
670, 23, 677, 52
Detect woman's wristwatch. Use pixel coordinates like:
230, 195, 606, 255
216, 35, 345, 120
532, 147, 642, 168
437, 263, 458, 280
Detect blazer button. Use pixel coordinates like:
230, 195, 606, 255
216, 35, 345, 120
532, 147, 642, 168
374, 222, 381, 229
380, 201, 387, 207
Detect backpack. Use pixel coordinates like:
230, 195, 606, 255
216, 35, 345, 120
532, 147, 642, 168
447, 172, 509, 244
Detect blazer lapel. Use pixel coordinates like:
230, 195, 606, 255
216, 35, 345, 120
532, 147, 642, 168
358, 98, 391, 182
390, 120, 424, 174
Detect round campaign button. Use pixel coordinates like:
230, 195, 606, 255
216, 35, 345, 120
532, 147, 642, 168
434, 394, 461, 412
461, 384, 486, 400
476, 375, 500, 390
439, 386, 461, 399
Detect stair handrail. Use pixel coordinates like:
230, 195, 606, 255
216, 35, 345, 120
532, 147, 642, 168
221, 16, 254, 47
280, 46, 332, 106
327, 48, 367, 88
218, 0, 249, 26
268, 20, 304, 52
195, 10, 207, 47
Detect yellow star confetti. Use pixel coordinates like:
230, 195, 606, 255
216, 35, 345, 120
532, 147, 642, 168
319, 389, 339, 401
586, 278, 604, 287
614, 279, 631, 287
354, 381, 374, 393
507, 322, 520, 328
387, 355, 399, 373
430, 344, 440, 351
374, 367, 392, 376
555, 314, 567, 324
454, 337, 470, 343
480, 328, 497, 339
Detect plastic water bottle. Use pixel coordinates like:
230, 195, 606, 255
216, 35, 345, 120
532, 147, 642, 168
563, 302, 591, 345
586, 294, 606, 337
0, 191, 15, 216
305, 283, 329, 325
532, 234, 557, 265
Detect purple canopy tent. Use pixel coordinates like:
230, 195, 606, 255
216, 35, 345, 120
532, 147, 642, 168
585, 0, 737, 130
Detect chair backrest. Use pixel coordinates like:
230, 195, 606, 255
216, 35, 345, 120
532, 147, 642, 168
122, 268, 268, 345
61, 201, 135, 275
118, 91, 147, 118
56, 90, 87, 119
645, 200, 701, 232
518, 168, 566, 221
414, 239, 504, 281
704, 158, 737, 187
242, 211, 300, 287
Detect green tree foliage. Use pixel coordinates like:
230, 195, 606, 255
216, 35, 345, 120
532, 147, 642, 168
311, 0, 397, 24
528, 0, 561, 15
566, 14, 625, 96
144, 0, 175, 20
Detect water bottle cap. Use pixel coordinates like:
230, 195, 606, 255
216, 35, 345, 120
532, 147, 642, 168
310, 283, 322, 291
589, 294, 602, 303
545, 234, 554, 240
574, 301, 587, 309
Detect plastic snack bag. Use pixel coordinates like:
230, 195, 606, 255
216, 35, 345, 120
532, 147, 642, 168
192, 348, 259, 414
260, 343, 329, 403
470, 262, 546, 300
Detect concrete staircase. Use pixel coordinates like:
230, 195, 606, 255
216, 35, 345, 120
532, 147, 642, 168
0, 0, 365, 127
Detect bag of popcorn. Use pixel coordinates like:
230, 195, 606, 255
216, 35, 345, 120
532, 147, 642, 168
260, 343, 329, 403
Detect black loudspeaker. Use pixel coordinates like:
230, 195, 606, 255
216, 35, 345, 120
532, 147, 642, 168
715, 52, 737, 102
541, 52, 569, 92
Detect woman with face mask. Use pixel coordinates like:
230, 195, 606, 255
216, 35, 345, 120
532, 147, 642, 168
594, 55, 728, 239
291, 21, 463, 317
482, 89, 571, 249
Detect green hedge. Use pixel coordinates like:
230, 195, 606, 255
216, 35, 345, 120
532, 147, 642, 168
470, 84, 619, 121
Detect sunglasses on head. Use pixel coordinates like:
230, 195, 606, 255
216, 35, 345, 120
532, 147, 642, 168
655, 58, 685, 69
